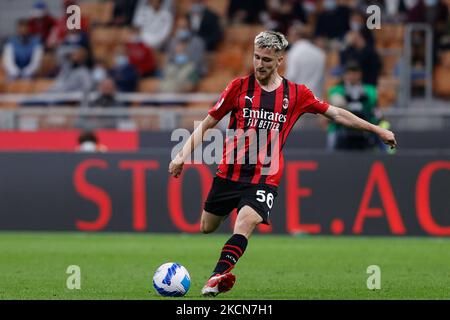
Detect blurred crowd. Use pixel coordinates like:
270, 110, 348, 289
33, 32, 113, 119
1, 0, 450, 96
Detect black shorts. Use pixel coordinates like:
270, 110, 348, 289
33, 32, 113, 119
204, 176, 278, 225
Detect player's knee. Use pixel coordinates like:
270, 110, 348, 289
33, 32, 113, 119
200, 220, 214, 234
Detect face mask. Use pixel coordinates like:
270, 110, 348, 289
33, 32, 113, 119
323, 0, 337, 11
303, 2, 316, 13
350, 21, 362, 31
174, 54, 189, 65
115, 55, 128, 67
79, 141, 97, 152
176, 29, 191, 41
92, 67, 106, 82
424, 0, 438, 6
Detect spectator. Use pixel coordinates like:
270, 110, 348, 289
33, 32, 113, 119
109, 46, 139, 92
408, 0, 448, 24
55, 29, 91, 67
167, 16, 207, 77
132, 0, 174, 50
261, 0, 307, 35
227, 0, 267, 25
285, 23, 326, 98
125, 26, 157, 77
2, 19, 43, 80
314, 0, 351, 40
340, 30, 381, 85
47, 0, 90, 49
408, 0, 449, 67
80, 78, 126, 129
28, 0, 56, 44
187, 0, 223, 51
326, 61, 379, 151
159, 41, 200, 93
91, 59, 108, 86
349, 10, 375, 48
372, 0, 418, 22
92, 77, 124, 108
47, 47, 93, 93
76, 131, 108, 152
111, 0, 139, 25
438, 0, 450, 51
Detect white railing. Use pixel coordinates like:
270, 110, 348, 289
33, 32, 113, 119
1, 93, 450, 130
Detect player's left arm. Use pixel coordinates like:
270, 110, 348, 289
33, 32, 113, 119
324, 105, 397, 149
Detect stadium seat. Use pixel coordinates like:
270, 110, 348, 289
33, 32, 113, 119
92, 44, 114, 66
377, 76, 400, 109
223, 24, 265, 50
214, 46, 244, 75
439, 50, 450, 68
33, 79, 54, 93
198, 72, 234, 93
5, 80, 34, 93
374, 24, 404, 49
37, 52, 57, 78
176, 0, 193, 15
119, 27, 133, 45
91, 27, 120, 47
0, 69, 5, 93
380, 51, 401, 76
138, 78, 161, 93
187, 102, 213, 109
434, 65, 450, 97
205, 0, 228, 18
79, 1, 114, 25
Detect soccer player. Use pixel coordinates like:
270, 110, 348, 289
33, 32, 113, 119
168, 31, 397, 297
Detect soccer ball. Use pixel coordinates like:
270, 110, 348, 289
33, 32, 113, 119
152, 262, 191, 297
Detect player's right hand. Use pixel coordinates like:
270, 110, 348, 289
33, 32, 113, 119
168, 156, 184, 178
377, 127, 397, 149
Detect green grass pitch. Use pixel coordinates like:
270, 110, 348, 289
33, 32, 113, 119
0, 232, 449, 300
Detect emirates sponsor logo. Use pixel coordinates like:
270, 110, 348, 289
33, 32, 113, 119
243, 108, 287, 123
171, 122, 281, 176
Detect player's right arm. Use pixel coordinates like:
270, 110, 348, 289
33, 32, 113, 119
324, 105, 397, 149
168, 77, 242, 178
168, 114, 218, 178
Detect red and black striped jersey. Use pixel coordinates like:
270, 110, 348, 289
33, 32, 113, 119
208, 74, 329, 187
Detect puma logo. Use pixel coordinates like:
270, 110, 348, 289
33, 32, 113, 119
245, 95, 254, 104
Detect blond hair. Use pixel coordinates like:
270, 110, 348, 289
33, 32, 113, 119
254, 30, 289, 52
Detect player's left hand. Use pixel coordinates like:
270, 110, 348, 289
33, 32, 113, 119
168, 156, 184, 178
377, 127, 397, 149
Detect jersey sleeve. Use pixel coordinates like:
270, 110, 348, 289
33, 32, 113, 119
297, 84, 329, 114
208, 78, 241, 121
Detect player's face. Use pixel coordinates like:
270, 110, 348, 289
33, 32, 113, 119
253, 46, 282, 83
